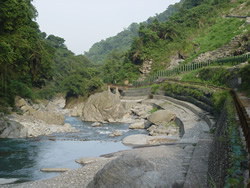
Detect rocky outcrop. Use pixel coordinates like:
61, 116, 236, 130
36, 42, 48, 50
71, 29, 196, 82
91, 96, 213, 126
15, 96, 65, 125
0, 97, 78, 138
0, 119, 28, 138
87, 154, 169, 188
70, 103, 84, 117
82, 91, 125, 123
139, 59, 153, 80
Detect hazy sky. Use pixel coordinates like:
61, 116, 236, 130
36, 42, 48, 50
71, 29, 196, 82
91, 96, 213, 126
33, 0, 180, 55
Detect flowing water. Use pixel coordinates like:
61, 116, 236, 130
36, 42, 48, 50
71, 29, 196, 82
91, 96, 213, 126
0, 116, 147, 183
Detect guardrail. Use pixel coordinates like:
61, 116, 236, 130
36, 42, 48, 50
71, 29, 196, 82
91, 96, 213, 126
133, 54, 250, 87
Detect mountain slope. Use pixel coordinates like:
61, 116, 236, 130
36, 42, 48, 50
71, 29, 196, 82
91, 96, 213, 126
85, 2, 181, 65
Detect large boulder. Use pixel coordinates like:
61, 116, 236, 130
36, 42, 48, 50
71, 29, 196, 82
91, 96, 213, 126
148, 110, 176, 126
87, 154, 169, 188
82, 91, 124, 123
0, 120, 28, 138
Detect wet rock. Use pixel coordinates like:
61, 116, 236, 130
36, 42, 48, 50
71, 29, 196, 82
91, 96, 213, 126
109, 130, 123, 137
91, 122, 101, 127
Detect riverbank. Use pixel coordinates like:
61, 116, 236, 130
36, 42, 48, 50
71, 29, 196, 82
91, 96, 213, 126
1, 95, 213, 187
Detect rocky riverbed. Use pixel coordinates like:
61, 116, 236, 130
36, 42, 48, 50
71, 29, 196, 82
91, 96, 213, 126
0, 91, 213, 187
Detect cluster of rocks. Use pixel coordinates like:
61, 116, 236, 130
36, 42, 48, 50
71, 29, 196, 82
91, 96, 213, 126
0, 96, 78, 138
123, 109, 184, 146
77, 90, 184, 145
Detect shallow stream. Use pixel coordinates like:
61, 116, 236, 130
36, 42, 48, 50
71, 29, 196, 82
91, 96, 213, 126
0, 116, 147, 183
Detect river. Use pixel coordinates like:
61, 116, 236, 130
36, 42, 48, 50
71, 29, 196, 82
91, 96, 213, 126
0, 116, 147, 184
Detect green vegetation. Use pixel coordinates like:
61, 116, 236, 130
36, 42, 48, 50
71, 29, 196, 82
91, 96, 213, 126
186, 18, 246, 62
85, 3, 180, 65
239, 64, 250, 96
0, 0, 103, 111
93, 0, 249, 85
0, 0, 54, 109
149, 107, 159, 114
181, 67, 234, 87
223, 96, 248, 187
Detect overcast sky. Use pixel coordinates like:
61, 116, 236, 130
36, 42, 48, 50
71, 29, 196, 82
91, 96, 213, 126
33, 0, 180, 55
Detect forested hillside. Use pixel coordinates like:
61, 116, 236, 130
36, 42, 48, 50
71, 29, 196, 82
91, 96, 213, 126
0, 0, 249, 112
100, 0, 250, 84
85, 2, 180, 65
0, 0, 103, 112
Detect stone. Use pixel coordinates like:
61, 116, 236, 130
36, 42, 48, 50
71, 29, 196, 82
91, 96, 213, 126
40, 168, 70, 172
82, 91, 124, 123
0, 120, 28, 138
15, 96, 28, 108
109, 130, 123, 137
21, 105, 36, 115
64, 123, 72, 128
0, 178, 18, 185
70, 103, 85, 117
144, 120, 153, 129
148, 110, 176, 126
91, 122, 101, 127
87, 153, 169, 188
129, 121, 145, 129
122, 134, 179, 146
122, 134, 149, 145
75, 157, 105, 165
33, 111, 65, 125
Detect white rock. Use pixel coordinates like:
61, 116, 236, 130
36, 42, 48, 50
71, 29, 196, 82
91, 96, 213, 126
109, 130, 123, 137
129, 121, 145, 129
122, 134, 179, 146
91, 122, 101, 127
40, 168, 70, 172
64, 123, 72, 128
75, 157, 105, 165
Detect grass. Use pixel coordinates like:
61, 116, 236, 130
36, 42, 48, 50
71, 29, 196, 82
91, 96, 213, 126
149, 107, 159, 114
185, 17, 245, 62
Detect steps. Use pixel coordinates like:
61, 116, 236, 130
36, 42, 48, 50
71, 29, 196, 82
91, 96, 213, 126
123, 87, 152, 97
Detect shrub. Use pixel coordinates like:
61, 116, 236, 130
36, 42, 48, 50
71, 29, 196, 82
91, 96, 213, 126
212, 90, 229, 111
